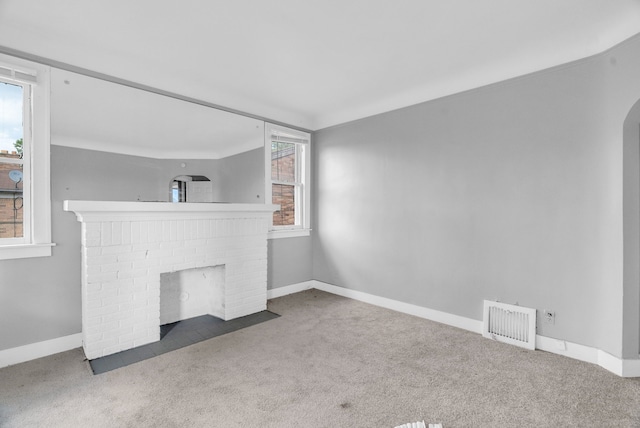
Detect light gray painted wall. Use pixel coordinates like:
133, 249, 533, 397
623, 101, 640, 358
268, 237, 313, 289
312, 34, 640, 357
216, 148, 265, 203
0, 145, 269, 351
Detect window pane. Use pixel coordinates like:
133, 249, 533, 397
0, 162, 23, 238
271, 142, 296, 183
272, 183, 295, 226
0, 81, 24, 158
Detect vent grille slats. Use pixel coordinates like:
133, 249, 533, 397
483, 300, 536, 350
489, 307, 529, 342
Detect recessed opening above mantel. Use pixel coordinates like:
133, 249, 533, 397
170, 175, 212, 203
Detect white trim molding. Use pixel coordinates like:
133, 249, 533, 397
268, 280, 640, 378
268, 280, 482, 334
267, 281, 315, 300
267, 229, 311, 240
312, 281, 483, 334
0, 333, 82, 369
0, 242, 55, 260
535, 335, 599, 365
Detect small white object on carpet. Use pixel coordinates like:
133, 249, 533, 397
394, 421, 442, 428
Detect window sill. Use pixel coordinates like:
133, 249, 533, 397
0, 243, 56, 261
268, 229, 311, 239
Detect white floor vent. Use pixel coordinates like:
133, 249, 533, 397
483, 300, 536, 350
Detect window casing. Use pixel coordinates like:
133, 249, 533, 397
265, 123, 310, 238
0, 54, 52, 260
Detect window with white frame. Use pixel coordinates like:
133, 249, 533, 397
0, 79, 28, 242
0, 54, 52, 260
265, 123, 310, 237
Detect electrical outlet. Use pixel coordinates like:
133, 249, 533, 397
543, 310, 555, 324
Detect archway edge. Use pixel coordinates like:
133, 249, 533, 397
622, 97, 640, 358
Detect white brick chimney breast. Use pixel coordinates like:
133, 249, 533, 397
63, 201, 278, 360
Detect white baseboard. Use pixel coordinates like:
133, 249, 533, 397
273, 279, 640, 378
311, 280, 483, 334
535, 335, 599, 365
593, 350, 640, 377
267, 281, 315, 300
597, 349, 624, 376
0, 333, 82, 369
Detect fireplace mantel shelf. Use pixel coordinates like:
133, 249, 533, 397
63, 200, 279, 222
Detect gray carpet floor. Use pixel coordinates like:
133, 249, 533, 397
1, 289, 640, 427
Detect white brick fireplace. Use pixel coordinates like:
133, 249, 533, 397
64, 200, 277, 360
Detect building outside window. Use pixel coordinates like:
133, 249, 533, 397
271, 141, 297, 226
0, 146, 24, 239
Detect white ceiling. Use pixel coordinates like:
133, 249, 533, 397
1, 0, 639, 132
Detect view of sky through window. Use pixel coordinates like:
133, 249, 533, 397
0, 82, 23, 153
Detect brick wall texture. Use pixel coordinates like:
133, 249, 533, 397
0, 151, 23, 239
79, 213, 271, 359
271, 150, 296, 226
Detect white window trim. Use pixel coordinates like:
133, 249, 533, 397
265, 123, 311, 239
0, 54, 53, 260
267, 228, 311, 239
